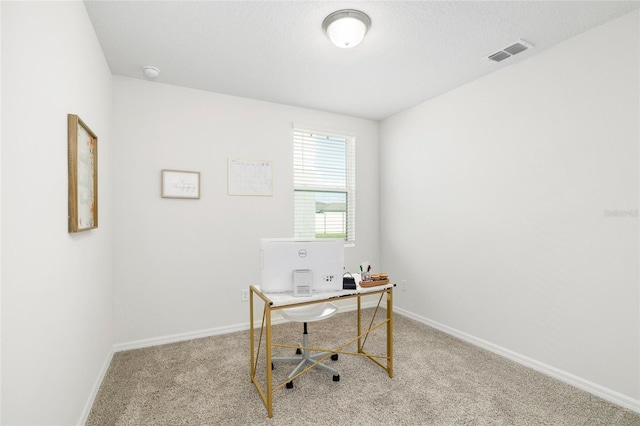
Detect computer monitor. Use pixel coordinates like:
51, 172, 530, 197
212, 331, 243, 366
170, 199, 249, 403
259, 238, 344, 294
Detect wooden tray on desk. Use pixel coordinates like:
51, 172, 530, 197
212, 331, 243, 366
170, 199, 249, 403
359, 279, 390, 288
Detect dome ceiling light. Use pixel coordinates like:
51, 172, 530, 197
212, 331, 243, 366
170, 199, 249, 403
322, 9, 371, 49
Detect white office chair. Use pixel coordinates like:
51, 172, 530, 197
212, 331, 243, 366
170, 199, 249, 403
271, 302, 340, 388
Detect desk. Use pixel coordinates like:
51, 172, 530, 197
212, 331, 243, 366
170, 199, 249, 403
249, 283, 394, 417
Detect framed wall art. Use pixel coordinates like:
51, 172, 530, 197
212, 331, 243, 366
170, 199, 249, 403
68, 114, 98, 233
161, 169, 201, 199
227, 158, 273, 196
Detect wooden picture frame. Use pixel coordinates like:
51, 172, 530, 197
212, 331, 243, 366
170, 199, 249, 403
68, 114, 98, 233
161, 169, 201, 199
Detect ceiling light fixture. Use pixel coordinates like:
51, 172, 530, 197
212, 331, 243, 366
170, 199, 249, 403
322, 9, 371, 49
142, 66, 160, 80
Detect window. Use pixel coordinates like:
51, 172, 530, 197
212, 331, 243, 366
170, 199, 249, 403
293, 127, 355, 244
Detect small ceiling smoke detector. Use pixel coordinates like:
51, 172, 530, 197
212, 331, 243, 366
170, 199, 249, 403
486, 39, 534, 63
142, 66, 160, 79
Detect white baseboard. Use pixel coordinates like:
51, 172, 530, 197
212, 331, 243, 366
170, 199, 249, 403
113, 299, 380, 353
394, 307, 640, 415
77, 347, 115, 426
113, 322, 249, 352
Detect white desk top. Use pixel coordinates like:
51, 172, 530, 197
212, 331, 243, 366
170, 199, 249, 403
253, 282, 394, 308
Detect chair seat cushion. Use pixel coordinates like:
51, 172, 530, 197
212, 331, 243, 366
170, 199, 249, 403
280, 302, 338, 323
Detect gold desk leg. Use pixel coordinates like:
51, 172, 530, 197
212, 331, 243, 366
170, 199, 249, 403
265, 303, 273, 418
250, 288, 254, 379
387, 287, 394, 378
357, 295, 362, 353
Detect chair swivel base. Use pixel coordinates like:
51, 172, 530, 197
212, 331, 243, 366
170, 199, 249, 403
272, 331, 339, 389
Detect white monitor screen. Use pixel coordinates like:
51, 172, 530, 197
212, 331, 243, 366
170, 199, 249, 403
260, 238, 344, 294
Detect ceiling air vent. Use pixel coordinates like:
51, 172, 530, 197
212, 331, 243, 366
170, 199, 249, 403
486, 39, 534, 63
504, 42, 529, 55
488, 51, 511, 62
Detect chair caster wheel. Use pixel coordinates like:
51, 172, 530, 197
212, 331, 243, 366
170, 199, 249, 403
286, 381, 294, 389
271, 363, 274, 370
331, 354, 338, 361
295, 348, 302, 355
333, 374, 340, 382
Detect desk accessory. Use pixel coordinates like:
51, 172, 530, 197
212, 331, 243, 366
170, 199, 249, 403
360, 272, 389, 287
343, 275, 356, 290
359, 261, 372, 281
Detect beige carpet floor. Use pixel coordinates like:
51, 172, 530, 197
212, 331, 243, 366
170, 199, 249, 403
87, 308, 640, 425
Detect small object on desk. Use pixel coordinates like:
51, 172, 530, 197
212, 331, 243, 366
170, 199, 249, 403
360, 279, 390, 287
343, 276, 356, 290
359, 272, 390, 287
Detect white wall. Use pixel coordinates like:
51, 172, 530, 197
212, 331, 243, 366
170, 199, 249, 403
380, 10, 639, 404
0, 1, 4, 422
111, 77, 379, 346
1, 2, 113, 425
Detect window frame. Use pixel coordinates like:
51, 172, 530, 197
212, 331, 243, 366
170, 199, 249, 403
293, 126, 356, 246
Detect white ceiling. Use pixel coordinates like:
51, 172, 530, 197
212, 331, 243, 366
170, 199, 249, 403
84, 1, 639, 121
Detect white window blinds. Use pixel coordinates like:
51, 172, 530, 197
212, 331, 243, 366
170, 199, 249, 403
293, 128, 355, 244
